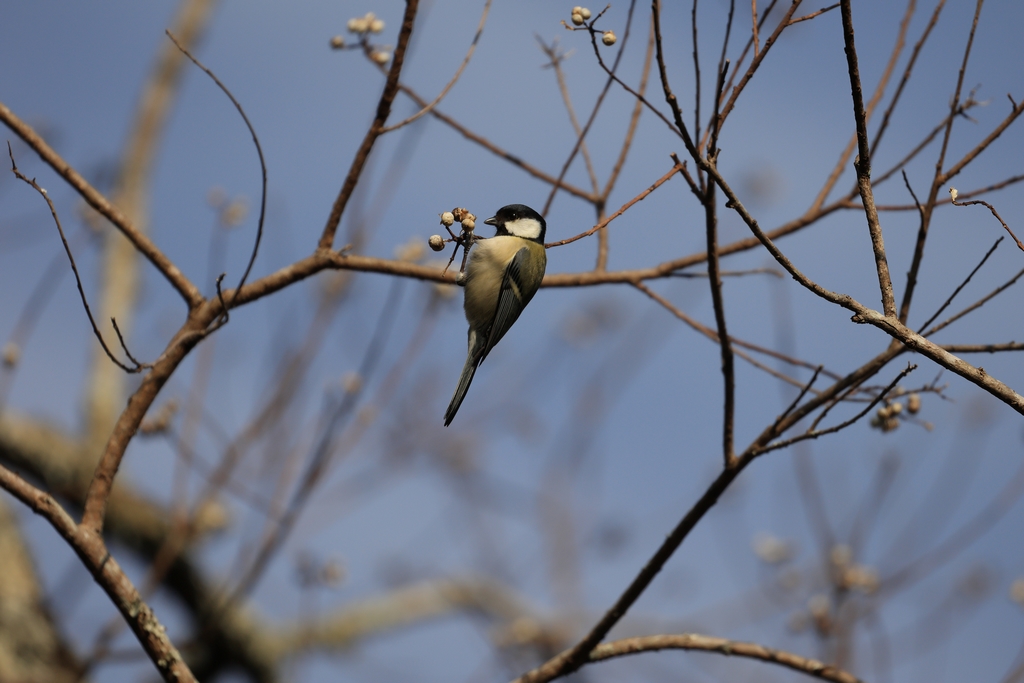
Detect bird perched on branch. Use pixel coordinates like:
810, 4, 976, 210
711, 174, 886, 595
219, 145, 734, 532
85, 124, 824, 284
444, 204, 547, 426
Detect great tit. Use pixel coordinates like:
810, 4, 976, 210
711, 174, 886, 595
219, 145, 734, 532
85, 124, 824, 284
444, 204, 548, 426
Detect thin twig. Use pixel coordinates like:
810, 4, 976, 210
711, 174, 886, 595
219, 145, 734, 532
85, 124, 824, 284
924, 266, 1024, 337
809, 0, 915, 213
918, 236, 1002, 333
382, 0, 492, 132
397, 83, 594, 201
538, 37, 601, 195
319, 0, 420, 249
545, 162, 683, 248
0, 102, 203, 306
751, 0, 760, 57
786, 2, 839, 25
165, 30, 267, 304
701, 149, 736, 466
587, 633, 865, 683
8, 144, 148, 373
752, 364, 916, 456
840, 0, 896, 317
952, 194, 1024, 252
542, 0, 639, 216
898, 0, 985, 324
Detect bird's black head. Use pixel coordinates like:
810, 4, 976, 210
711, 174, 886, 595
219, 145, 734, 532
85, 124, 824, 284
484, 204, 546, 243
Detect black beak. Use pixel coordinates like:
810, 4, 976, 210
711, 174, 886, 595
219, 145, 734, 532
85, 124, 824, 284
484, 216, 497, 226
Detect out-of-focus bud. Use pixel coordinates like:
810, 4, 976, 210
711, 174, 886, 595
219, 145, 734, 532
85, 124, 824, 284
330, 35, 346, 49
907, 393, 921, 414
571, 11, 584, 25
371, 51, 391, 65
2, 342, 20, 368
580, 7, 592, 19
369, 18, 385, 33
394, 238, 425, 263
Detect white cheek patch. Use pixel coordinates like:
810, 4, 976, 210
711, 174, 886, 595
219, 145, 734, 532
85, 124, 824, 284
504, 217, 542, 240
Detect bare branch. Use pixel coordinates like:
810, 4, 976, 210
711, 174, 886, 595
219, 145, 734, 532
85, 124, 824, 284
952, 193, 1024, 252
0, 101, 202, 306
319, 0, 420, 249
8, 144, 148, 373
381, 0, 492, 133
840, 0, 896, 317
165, 30, 268, 301
587, 633, 865, 683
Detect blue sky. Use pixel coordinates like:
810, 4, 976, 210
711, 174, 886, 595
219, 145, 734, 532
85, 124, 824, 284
2, 1, 1024, 681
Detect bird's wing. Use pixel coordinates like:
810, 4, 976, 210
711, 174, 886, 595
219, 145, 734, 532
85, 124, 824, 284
481, 246, 532, 361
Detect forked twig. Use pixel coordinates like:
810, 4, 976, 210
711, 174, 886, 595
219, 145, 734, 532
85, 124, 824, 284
8, 143, 149, 373
382, 0, 493, 132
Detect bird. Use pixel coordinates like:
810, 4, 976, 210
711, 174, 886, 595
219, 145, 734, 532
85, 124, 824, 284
444, 204, 548, 426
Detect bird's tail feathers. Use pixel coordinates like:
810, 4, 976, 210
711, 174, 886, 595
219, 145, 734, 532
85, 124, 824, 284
444, 355, 478, 426
444, 332, 485, 426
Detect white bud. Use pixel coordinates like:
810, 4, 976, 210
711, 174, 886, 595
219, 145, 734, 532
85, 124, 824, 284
440, 211, 455, 227
580, 7, 592, 19
347, 17, 368, 33
429, 234, 446, 251
889, 402, 903, 415
461, 218, 476, 231
602, 30, 617, 46
572, 6, 582, 13
949, 187, 958, 202
571, 12, 584, 25
371, 51, 391, 65
369, 18, 385, 33
330, 35, 346, 49
907, 393, 921, 414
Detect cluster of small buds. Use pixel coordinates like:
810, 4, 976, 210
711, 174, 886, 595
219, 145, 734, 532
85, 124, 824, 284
451, 207, 474, 224
570, 6, 593, 25
830, 544, 878, 594
871, 400, 904, 432
449, 207, 477, 231
347, 12, 385, 34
